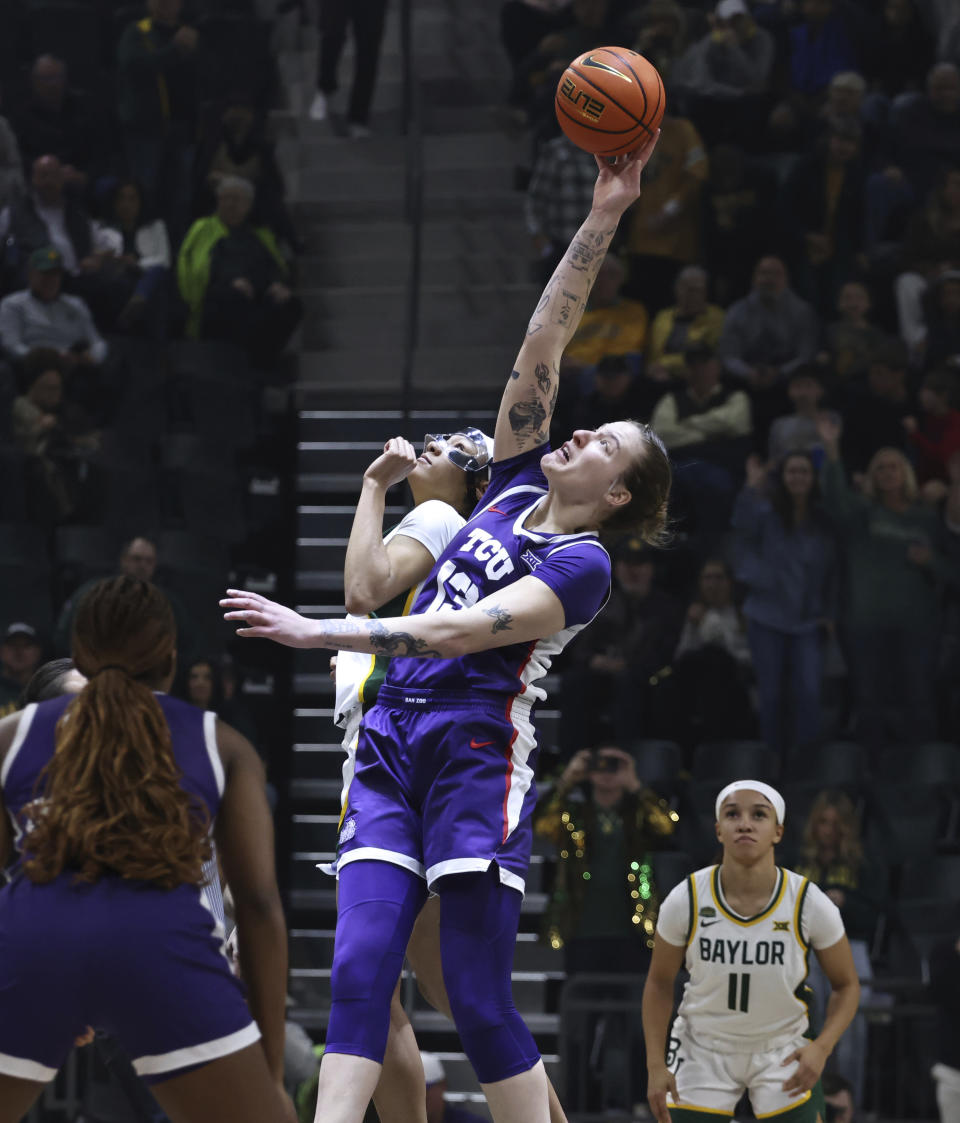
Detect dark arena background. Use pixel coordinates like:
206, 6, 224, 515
1, 0, 958, 1120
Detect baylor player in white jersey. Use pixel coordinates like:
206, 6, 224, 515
643, 782, 861, 1123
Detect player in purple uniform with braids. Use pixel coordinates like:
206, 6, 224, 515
222, 131, 669, 1123
0, 577, 294, 1123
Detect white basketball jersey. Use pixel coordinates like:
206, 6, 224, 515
673, 866, 823, 1054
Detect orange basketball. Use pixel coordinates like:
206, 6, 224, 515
555, 46, 665, 157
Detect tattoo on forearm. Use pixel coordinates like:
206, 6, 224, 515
368, 622, 443, 659
483, 604, 513, 633
322, 618, 442, 658
508, 396, 548, 447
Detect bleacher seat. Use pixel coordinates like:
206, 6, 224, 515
652, 850, 694, 895
53, 525, 120, 601
783, 741, 867, 795
691, 740, 779, 788
629, 739, 683, 801
867, 783, 949, 862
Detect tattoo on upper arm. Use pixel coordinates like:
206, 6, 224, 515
368, 622, 442, 659
483, 604, 513, 633
534, 362, 551, 394
508, 395, 547, 448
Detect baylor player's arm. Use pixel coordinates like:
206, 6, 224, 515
344, 437, 439, 616
781, 935, 860, 1097
643, 933, 686, 1123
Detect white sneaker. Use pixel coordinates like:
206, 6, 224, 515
347, 122, 371, 138
308, 91, 328, 121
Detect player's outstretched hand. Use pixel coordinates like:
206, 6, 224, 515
780, 1040, 828, 1096
221, 590, 316, 648
592, 128, 661, 216
647, 1064, 679, 1123
364, 436, 419, 490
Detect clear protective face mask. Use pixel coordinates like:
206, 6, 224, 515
422, 428, 493, 475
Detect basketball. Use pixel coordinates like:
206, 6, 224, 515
555, 46, 665, 157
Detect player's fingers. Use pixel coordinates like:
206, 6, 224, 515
780, 1050, 800, 1066
225, 588, 264, 602
668, 1075, 680, 1102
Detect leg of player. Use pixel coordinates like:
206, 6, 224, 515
407, 898, 570, 1123
148, 1042, 295, 1123
314, 861, 428, 1123
371, 983, 428, 1123
439, 870, 549, 1123
0, 1073, 44, 1123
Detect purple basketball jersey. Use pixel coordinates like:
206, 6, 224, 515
385, 444, 612, 704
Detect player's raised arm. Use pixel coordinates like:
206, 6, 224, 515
494, 131, 660, 462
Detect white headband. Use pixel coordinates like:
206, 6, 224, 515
715, 780, 785, 824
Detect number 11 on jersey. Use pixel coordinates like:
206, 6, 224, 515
728, 972, 751, 1012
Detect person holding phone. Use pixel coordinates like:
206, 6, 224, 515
534, 734, 678, 975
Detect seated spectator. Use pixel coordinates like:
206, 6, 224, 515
787, 0, 858, 100
11, 348, 100, 523
196, 94, 299, 251
0, 622, 44, 715
861, 0, 935, 100
117, 0, 200, 241
92, 179, 171, 337
10, 55, 111, 190
535, 734, 677, 966
561, 256, 648, 375
629, 0, 689, 90
558, 539, 683, 754
500, 0, 574, 80
175, 654, 258, 744
669, 557, 755, 747
0, 246, 108, 379
838, 337, 913, 471
903, 367, 960, 482
646, 265, 725, 382
821, 281, 887, 382
768, 364, 840, 465
622, 112, 709, 314
53, 535, 195, 661
508, 0, 623, 125
177, 176, 302, 365
525, 132, 600, 285
925, 271, 960, 368
732, 451, 835, 755
793, 791, 884, 1108
891, 62, 960, 200
0, 155, 109, 284
0, 93, 23, 210
701, 145, 778, 302
553, 354, 658, 446
718, 256, 820, 389
895, 168, 960, 356
671, 0, 774, 147
652, 340, 752, 531
818, 412, 955, 744
780, 118, 867, 317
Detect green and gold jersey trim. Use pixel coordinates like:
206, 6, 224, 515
710, 867, 787, 926
357, 582, 420, 711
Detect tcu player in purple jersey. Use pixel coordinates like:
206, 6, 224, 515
0, 578, 294, 1123
222, 132, 670, 1123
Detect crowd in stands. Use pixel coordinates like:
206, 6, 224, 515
510, 0, 960, 760
0, 1, 299, 795
507, 0, 960, 1113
